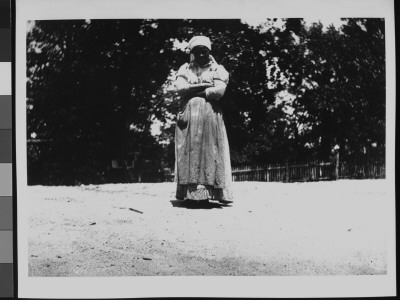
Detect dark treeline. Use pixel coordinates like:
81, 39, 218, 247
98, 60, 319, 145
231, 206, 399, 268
26, 18, 385, 185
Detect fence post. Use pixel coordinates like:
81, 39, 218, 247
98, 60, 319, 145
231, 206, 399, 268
285, 160, 289, 182
335, 152, 339, 180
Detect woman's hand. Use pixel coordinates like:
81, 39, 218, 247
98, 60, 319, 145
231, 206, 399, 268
186, 82, 214, 98
197, 82, 214, 89
195, 90, 207, 97
174, 79, 214, 98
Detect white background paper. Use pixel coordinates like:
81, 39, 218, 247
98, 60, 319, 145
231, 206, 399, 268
15, 0, 396, 298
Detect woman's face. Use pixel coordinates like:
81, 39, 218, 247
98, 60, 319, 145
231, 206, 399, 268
192, 46, 210, 66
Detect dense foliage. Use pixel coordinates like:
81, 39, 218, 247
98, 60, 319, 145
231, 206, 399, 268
26, 18, 385, 185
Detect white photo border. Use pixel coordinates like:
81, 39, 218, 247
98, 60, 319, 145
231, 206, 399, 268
16, 0, 396, 298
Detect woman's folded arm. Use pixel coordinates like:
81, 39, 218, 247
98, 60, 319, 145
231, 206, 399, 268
175, 77, 190, 95
175, 77, 214, 97
205, 80, 227, 100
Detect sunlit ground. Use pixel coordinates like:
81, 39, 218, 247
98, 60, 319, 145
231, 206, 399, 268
28, 179, 390, 276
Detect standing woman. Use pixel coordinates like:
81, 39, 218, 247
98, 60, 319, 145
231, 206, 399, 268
174, 36, 233, 204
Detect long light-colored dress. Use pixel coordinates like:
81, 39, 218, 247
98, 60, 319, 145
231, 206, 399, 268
174, 57, 233, 202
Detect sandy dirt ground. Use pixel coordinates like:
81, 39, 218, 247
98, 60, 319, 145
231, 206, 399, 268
28, 180, 390, 276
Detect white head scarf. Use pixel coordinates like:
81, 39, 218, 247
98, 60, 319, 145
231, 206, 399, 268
187, 36, 212, 51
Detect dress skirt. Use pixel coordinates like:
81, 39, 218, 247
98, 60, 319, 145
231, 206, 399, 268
174, 96, 233, 201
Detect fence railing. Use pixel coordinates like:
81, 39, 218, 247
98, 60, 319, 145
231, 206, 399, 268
28, 157, 385, 185
231, 158, 385, 182
339, 160, 385, 179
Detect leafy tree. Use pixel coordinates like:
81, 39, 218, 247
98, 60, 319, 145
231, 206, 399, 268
27, 18, 385, 184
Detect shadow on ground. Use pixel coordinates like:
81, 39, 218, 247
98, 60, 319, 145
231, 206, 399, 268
170, 199, 232, 209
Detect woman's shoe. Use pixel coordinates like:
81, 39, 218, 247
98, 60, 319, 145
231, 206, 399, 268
218, 199, 233, 204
